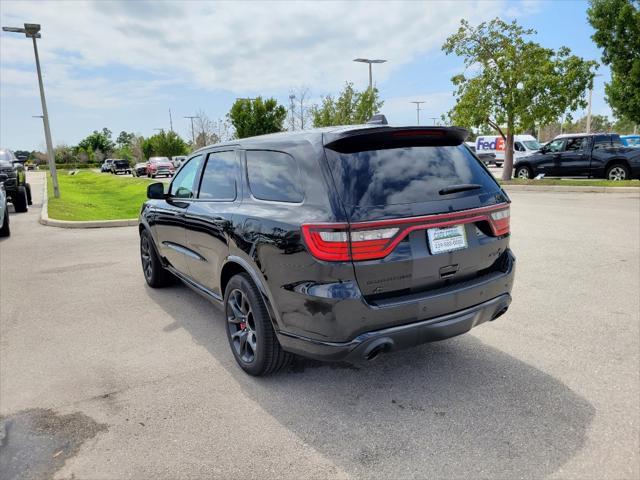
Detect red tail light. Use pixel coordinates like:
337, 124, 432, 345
301, 203, 510, 262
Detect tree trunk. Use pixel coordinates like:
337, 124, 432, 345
502, 131, 515, 180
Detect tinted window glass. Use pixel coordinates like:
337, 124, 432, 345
547, 139, 565, 152
170, 155, 203, 198
565, 138, 587, 151
246, 151, 303, 203
594, 136, 611, 150
198, 151, 237, 201
325, 145, 498, 207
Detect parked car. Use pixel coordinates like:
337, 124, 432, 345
139, 120, 515, 376
146, 157, 175, 178
132, 162, 147, 177
109, 159, 131, 175
513, 133, 640, 180
474, 134, 541, 161
171, 155, 187, 168
465, 142, 501, 167
0, 182, 10, 237
621, 135, 640, 148
101, 159, 115, 172
0, 148, 32, 213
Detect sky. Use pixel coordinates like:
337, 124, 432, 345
0, 0, 612, 151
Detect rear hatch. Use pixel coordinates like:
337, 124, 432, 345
114, 161, 129, 170
320, 127, 510, 301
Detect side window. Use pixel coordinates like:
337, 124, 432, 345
198, 151, 237, 201
547, 139, 565, 152
594, 136, 611, 150
169, 155, 203, 198
246, 150, 303, 203
514, 142, 525, 152
565, 138, 586, 152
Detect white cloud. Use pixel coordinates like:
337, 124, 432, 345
0, 0, 510, 97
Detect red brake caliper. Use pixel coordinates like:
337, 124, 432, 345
239, 322, 246, 331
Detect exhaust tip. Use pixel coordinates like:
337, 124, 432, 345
492, 306, 509, 321
363, 338, 394, 361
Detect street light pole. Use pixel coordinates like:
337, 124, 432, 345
586, 73, 602, 134
353, 58, 387, 91
3, 23, 60, 197
184, 116, 198, 147
410, 101, 425, 125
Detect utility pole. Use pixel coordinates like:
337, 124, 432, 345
430, 117, 438, 126
184, 115, 198, 147
586, 73, 602, 134
410, 101, 425, 125
299, 96, 305, 130
169, 108, 174, 132
289, 94, 296, 131
3, 23, 60, 197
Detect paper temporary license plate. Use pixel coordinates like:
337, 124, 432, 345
427, 225, 468, 254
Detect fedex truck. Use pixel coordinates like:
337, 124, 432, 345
475, 134, 541, 161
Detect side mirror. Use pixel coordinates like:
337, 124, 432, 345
147, 182, 165, 199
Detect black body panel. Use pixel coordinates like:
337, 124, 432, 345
140, 125, 516, 361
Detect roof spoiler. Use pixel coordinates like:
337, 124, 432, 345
324, 126, 469, 154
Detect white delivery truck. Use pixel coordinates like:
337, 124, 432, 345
475, 134, 541, 161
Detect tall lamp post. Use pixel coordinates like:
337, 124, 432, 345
410, 101, 425, 125
586, 73, 603, 134
184, 116, 199, 147
353, 58, 386, 90
3, 23, 60, 197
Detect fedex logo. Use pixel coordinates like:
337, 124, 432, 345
476, 137, 505, 151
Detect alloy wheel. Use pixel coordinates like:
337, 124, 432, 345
227, 289, 258, 363
517, 168, 530, 179
140, 233, 153, 280
608, 166, 626, 181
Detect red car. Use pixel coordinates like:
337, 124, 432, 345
146, 157, 175, 178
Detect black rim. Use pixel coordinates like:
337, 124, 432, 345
140, 233, 153, 280
227, 288, 257, 363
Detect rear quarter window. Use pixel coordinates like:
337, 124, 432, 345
246, 150, 303, 203
325, 145, 498, 207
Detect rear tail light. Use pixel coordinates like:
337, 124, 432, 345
490, 208, 510, 236
302, 203, 510, 262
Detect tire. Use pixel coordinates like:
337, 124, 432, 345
12, 187, 28, 213
140, 229, 173, 288
606, 163, 629, 181
0, 204, 10, 237
25, 183, 32, 205
515, 165, 533, 180
224, 273, 292, 376
151, 174, 156, 179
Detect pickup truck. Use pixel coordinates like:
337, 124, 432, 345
0, 148, 32, 212
513, 133, 640, 181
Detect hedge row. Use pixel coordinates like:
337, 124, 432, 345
34, 163, 101, 170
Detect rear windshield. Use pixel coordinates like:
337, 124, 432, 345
115, 161, 128, 167
325, 145, 498, 207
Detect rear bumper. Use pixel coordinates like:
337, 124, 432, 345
277, 293, 511, 362
275, 250, 515, 361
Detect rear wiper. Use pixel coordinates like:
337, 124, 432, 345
439, 184, 482, 195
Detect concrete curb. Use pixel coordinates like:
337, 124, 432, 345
39, 177, 138, 229
501, 184, 640, 193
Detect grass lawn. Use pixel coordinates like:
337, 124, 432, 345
500, 178, 640, 187
47, 170, 153, 221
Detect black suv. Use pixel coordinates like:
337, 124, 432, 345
139, 122, 516, 375
110, 159, 131, 175
0, 149, 32, 213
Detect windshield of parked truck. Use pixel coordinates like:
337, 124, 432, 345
522, 140, 541, 150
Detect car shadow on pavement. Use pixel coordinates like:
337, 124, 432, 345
147, 284, 595, 479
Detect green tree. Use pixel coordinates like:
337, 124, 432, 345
227, 97, 287, 139
77, 128, 115, 156
116, 131, 136, 148
443, 18, 596, 179
613, 116, 638, 134
142, 130, 188, 158
587, 0, 640, 124
311, 82, 384, 127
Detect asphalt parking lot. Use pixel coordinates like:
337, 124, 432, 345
1, 173, 639, 479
